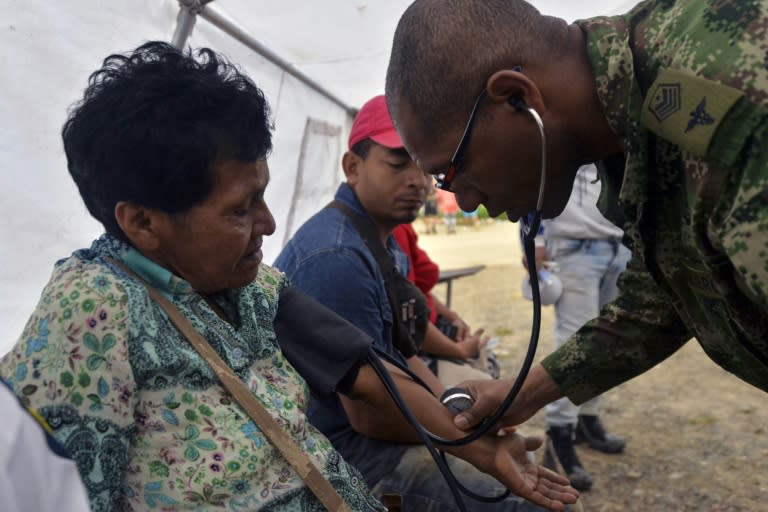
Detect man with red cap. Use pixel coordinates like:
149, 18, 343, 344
274, 96, 548, 510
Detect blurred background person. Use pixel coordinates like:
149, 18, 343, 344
421, 187, 440, 234
436, 187, 459, 234
523, 164, 631, 491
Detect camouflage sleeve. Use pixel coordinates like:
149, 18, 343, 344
716, 121, 768, 310
541, 258, 692, 404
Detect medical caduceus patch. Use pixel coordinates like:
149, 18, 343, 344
685, 98, 715, 133
640, 67, 743, 157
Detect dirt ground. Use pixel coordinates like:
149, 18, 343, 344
419, 220, 768, 512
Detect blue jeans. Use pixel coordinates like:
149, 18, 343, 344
371, 445, 543, 511
544, 238, 631, 427
444, 213, 457, 232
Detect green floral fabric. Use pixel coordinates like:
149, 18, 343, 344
0, 234, 384, 511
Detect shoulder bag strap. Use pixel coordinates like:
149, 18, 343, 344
107, 258, 352, 512
326, 200, 424, 358
326, 200, 398, 278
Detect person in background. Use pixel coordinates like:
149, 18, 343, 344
421, 188, 440, 234
523, 164, 631, 492
0, 42, 577, 512
1, 379, 91, 512
436, 187, 459, 233
275, 95, 569, 511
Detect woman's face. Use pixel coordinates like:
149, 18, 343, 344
152, 158, 276, 293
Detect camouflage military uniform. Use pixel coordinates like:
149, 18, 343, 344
541, 0, 768, 403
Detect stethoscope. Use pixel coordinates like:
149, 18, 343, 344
367, 104, 548, 511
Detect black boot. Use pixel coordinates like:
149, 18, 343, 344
546, 425, 593, 492
575, 414, 626, 454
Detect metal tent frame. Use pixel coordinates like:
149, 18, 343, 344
172, 0, 356, 116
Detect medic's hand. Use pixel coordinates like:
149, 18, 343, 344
453, 365, 562, 431
452, 378, 533, 431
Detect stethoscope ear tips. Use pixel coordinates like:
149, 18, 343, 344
508, 97, 527, 111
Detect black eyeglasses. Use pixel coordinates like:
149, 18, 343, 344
435, 89, 488, 192
435, 67, 522, 193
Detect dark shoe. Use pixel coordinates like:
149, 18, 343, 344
546, 425, 593, 492
575, 414, 626, 454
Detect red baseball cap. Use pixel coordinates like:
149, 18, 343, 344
348, 95, 404, 150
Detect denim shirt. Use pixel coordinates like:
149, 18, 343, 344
274, 183, 410, 487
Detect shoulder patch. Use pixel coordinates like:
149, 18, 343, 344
641, 68, 743, 157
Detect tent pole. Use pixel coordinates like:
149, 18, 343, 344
171, 8, 196, 49
171, 0, 216, 49
198, 3, 356, 116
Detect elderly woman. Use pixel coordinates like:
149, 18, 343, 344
0, 42, 577, 511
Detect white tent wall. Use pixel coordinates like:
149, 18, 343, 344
0, 0, 649, 356
0, 0, 353, 355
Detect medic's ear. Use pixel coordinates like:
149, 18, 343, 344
486, 68, 545, 116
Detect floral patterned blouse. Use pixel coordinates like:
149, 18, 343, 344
0, 234, 385, 511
